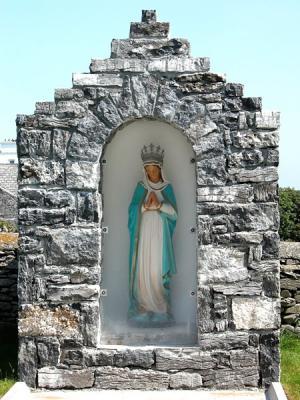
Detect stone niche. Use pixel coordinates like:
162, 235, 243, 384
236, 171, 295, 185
17, 10, 280, 390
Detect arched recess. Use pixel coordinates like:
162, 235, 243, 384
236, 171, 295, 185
100, 118, 197, 346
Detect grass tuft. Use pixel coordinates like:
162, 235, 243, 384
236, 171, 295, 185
280, 331, 300, 400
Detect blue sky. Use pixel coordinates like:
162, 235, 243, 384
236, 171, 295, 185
1, 0, 299, 188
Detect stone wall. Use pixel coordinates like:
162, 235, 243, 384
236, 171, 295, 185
280, 241, 300, 333
16, 10, 280, 390
0, 233, 18, 331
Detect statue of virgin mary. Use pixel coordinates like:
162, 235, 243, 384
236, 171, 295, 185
128, 144, 177, 326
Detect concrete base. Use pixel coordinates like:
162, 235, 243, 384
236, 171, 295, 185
31, 389, 266, 400
3, 383, 289, 400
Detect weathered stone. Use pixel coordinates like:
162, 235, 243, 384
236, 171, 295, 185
242, 97, 262, 111
156, 348, 216, 371
18, 188, 45, 208
18, 208, 75, 226
230, 348, 258, 368
259, 331, 280, 386
202, 366, 259, 389
60, 348, 83, 366
114, 349, 154, 368
193, 131, 224, 159
197, 155, 227, 186
47, 284, 99, 302
198, 286, 215, 332
67, 131, 102, 161
186, 115, 218, 144
225, 83, 244, 97
80, 302, 99, 347
73, 73, 123, 87
52, 129, 70, 160
46, 228, 99, 265
169, 372, 203, 389
198, 245, 247, 284
19, 159, 64, 186
281, 298, 296, 308
285, 304, 300, 314
18, 129, 51, 158
255, 111, 280, 130
229, 166, 278, 183
130, 75, 159, 116
35, 101, 55, 115
44, 190, 75, 208
198, 332, 249, 350
37, 337, 60, 367
281, 289, 292, 299
19, 337, 38, 387
77, 192, 99, 222
130, 22, 169, 39
154, 84, 179, 121
197, 185, 253, 203
213, 281, 262, 296
228, 149, 265, 168
54, 88, 84, 101
19, 304, 80, 337
148, 57, 210, 73
253, 182, 278, 202
232, 297, 280, 330
232, 130, 279, 149
83, 348, 115, 366
94, 366, 169, 389
38, 367, 94, 389
111, 38, 190, 59
280, 241, 300, 260
65, 161, 99, 190
174, 95, 206, 129
96, 96, 123, 128
55, 101, 87, 118
280, 278, 300, 291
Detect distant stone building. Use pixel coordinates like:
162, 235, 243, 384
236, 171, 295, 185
0, 141, 18, 224
0, 140, 17, 164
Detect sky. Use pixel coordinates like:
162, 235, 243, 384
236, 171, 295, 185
0, 0, 299, 188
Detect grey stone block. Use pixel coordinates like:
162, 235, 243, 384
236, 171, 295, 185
73, 73, 123, 87
155, 348, 216, 371
169, 372, 203, 389
94, 366, 169, 390
46, 227, 99, 265
38, 367, 94, 389
198, 332, 249, 350
18, 337, 38, 387
111, 38, 190, 59
65, 160, 99, 190
232, 297, 280, 330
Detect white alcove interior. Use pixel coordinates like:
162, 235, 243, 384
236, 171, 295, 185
100, 118, 197, 346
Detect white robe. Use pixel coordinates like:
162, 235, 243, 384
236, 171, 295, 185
136, 189, 175, 314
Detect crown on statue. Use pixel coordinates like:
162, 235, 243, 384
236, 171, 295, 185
141, 143, 164, 166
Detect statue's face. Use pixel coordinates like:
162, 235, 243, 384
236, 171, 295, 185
145, 164, 161, 183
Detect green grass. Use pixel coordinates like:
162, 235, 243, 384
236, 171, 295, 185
0, 327, 17, 398
281, 331, 300, 400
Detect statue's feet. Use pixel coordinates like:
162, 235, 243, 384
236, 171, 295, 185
151, 312, 174, 326
128, 312, 152, 326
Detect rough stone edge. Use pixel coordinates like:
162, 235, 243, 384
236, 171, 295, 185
266, 382, 288, 400
1, 382, 31, 400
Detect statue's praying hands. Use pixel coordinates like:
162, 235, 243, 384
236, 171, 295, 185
145, 191, 161, 210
